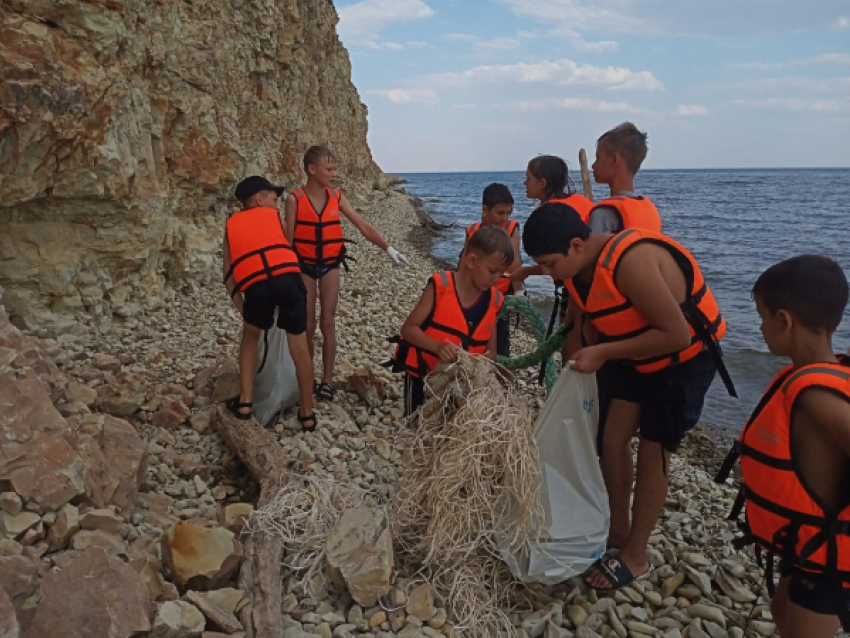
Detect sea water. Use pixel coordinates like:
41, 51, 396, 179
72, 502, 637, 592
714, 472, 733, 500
396, 168, 850, 439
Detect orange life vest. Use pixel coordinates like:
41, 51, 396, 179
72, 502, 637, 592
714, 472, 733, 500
223, 207, 301, 296
590, 195, 661, 233
546, 194, 594, 224
728, 356, 850, 592
564, 229, 734, 394
390, 271, 504, 378
291, 187, 349, 268
464, 220, 518, 295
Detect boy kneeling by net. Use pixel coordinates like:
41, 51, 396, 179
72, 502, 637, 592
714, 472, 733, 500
388, 226, 512, 417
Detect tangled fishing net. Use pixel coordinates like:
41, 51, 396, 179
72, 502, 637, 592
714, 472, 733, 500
391, 351, 544, 636
246, 474, 377, 599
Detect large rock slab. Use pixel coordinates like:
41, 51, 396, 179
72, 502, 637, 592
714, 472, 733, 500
0, 551, 40, 609
162, 522, 243, 591
76, 414, 148, 518
325, 506, 393, 608
151, 600, 206, 638
0, 589, 18, 638
21, 547, 155, 638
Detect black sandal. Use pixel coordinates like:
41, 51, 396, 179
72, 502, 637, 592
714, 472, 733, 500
225, 397, 253, 421
583, 556, 654, 591
298, 412, 317, 431
315, 382, 336, 401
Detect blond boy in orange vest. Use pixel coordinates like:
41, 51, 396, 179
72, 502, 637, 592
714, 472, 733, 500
285, 146, 409, 402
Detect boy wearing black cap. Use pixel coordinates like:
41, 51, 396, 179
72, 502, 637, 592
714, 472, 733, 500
222, 176, 316, 429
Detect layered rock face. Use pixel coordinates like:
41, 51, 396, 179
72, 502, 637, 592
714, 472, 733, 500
0, 0, 382, 334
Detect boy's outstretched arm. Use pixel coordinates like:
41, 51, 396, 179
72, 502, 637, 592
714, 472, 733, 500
511, 264, 542, 283
572, 244, 692, 373
339, 194, 409, 265
400, 283, 458, 363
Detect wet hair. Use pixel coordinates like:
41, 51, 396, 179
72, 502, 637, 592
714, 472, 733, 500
753, 255, 848, 333
482, 183, 514, 209
522, 203, 590, 258
597, 122, 648, 174
465, 225, 514, 265
303, 145, 336, 172
527, 155, 575, 201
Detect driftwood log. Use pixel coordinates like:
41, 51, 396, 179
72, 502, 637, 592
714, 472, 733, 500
213, 406, 290, 638
578, 148, 594, 200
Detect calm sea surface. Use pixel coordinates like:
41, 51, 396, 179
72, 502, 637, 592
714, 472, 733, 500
396, 169, 850, 439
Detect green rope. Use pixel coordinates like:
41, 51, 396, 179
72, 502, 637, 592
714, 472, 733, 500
496, 295, 567, 393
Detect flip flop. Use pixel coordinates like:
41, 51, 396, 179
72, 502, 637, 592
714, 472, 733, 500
225, 397, 252, 421
583, 556, 654, 592
315, 382, 336, 401
298, 412, 317, 431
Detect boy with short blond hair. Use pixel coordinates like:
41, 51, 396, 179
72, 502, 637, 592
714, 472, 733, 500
728, 255, 850, 637
589, 121, 661, 234
392, 226, 513, 416
285, 145, 409, 401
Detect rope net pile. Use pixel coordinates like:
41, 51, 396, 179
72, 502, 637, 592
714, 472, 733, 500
391, 352, 544, 636
246, 474, 375, 599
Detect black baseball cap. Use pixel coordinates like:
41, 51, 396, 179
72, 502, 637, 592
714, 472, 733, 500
234, 176, 285, 203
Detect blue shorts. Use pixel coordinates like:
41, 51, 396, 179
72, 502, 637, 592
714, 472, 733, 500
300, 263, 340, 280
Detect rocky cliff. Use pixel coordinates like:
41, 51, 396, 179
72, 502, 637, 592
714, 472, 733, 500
0, 0, 382, 335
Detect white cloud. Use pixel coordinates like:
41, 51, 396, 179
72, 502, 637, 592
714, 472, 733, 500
369, 88, 439, 105
833, 16, 850, 29
699, 75, 850, 93
501, 97, 648, 114
728, 53, 850, 70
674, 105, 709, 116
496, 0, 846, 36
338, 0, 434, 43
731, 98, 848, 111
443, 33, 478, 42
474, 37, 522, 54
572, 38, 619, 53
427, 59, 664, 91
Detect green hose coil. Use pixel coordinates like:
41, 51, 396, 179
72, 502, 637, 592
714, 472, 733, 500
496, 295, 567, 393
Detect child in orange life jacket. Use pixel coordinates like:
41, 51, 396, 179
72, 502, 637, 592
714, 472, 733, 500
460, 183, 520, 357
285, 145, 409, 402
222, 176, 316, 430
393, 226, 512, 417
735, 256, 850, 637
511, 154, 593, 287
523, 203, 734, 592
588, 122, 661, 234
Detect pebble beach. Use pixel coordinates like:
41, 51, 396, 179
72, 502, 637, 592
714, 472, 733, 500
19, 186, 847, 638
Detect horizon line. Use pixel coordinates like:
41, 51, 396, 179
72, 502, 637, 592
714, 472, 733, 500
387, 166, 850, 175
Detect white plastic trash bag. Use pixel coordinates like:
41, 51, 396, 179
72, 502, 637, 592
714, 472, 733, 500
252, 324, 299, 425
499, 366, 610, 584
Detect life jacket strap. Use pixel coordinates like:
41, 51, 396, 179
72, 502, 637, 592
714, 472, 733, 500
715, 440, 741, 484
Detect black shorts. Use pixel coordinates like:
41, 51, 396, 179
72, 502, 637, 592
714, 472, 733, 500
242, 273, 307, 334
301, 263, 340, 280
782, 564, 850, 619
496, 315, 511, 358
597, 350, 717, 452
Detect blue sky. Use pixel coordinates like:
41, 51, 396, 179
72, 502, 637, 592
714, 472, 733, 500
335, 0, 850, 172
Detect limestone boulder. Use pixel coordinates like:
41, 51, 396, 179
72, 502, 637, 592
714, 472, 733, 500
184, 590, 243, 634
347, 368, 385, 409
162, 523, 243, 591
21, 548, 155, 638
0, 589, 17, 638
325, 506, 393, 608
0, 551, 40, 609
152, 400, 191, 430
47, 503, 80, 551
0, 370, 85, 511
151, 601, 206, 638
76, 414, 148, 518
406, 583, 436, 622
